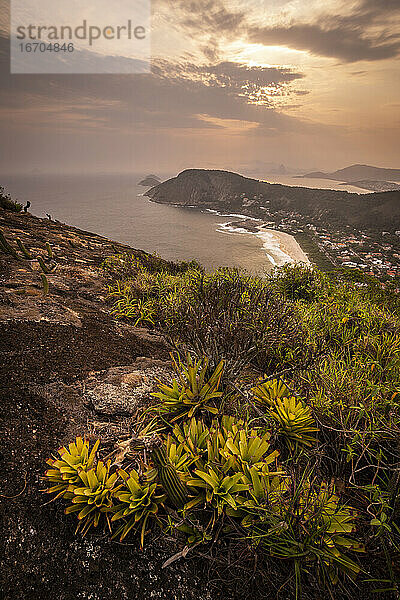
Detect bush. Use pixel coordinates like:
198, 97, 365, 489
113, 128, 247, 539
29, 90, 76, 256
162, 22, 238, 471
85, 252, 400, 597
270, 263, 327, 301
44, 356, 372, 598
158, 267, 305, 379
0, 186, 22, 212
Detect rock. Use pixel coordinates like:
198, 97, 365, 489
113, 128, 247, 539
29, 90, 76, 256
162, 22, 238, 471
84, 359, 173, 416
0, 211, 229, 600
85, 359, 173, 417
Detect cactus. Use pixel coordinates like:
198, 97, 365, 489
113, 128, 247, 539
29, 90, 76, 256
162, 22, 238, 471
150, 441, 188, 508
1, 229, 57, 294
41, 273, 49, 295
16, 238, 33, 260
37, 256, 56, 274
0, 230, 22, 260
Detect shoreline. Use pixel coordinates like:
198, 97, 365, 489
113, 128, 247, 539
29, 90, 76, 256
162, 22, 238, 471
148, 198, 312, 269
212, 212, 310, 267
256, 227, 310, 267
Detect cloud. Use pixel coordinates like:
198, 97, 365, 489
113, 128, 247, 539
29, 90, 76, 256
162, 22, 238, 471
359, 0, 400, 14
249, 22, 400, 63
247, 0, 400, 63
153, 0, 245, 61
200, 61, 304, 85
0, 31, 312, 138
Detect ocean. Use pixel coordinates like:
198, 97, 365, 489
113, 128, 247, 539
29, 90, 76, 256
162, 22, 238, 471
1, 172, 366, 273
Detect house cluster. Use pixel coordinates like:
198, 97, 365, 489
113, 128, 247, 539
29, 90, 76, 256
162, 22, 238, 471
236, 194, 400, 281
307, 226, 400, 278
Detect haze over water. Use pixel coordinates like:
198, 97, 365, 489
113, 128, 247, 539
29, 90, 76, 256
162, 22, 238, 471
1, 172, 367, 273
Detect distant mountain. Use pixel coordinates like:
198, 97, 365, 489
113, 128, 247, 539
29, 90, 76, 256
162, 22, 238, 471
342, 180, 400, 193
146, 168, 400, 232
302, 164, 400, 182
138, 175, 161, 187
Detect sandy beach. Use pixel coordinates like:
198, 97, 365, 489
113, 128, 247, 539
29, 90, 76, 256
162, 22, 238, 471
216, 217, 310, 268
256, 227, 310, 267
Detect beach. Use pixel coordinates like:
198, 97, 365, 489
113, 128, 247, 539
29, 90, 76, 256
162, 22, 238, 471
216, 215, 310, 267
256, 227, 310, 267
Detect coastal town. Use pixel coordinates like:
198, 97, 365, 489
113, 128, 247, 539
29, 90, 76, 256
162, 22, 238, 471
256, 203, 400, 279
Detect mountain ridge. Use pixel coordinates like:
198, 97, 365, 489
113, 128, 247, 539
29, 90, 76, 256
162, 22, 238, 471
302, 164, 400, 182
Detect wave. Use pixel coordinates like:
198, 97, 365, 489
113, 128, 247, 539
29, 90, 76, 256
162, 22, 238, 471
256, 230, 294, 266
217, 222, 258, 235
205, 208, 262, 221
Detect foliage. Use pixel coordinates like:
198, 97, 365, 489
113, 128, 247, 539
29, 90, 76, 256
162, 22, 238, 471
43, 258, 400, 598
0, 186, 23, 212
187, 468, 249, 515
152, 354, 224, 420
270, 262, 326, 301
102, 253, 142, 281
44, 437, 100, 499
253, 380, 319, 450
110, 468, 165, 546
0, 229, 56, 292
63, 460, 119, 535
253, 481, 365, 594
107, 281, 156, 326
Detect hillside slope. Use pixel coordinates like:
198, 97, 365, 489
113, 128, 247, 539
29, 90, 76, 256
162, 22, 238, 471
146, 169, 400, 231
0, 209, 220, 600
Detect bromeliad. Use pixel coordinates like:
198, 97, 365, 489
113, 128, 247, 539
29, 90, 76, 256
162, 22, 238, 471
110, 469, 165, 546
152, 354, 224, 420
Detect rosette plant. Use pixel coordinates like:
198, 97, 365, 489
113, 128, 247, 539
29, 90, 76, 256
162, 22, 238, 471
64, 460, 119, 535
110, 468, 166, 546
44, 437, 100, 499
152, 354, 224, 421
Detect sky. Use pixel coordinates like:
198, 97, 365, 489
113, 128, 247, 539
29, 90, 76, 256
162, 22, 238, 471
0, 0, 399, 175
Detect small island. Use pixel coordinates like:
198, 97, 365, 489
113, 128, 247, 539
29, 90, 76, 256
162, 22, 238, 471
138, 175, 161, 187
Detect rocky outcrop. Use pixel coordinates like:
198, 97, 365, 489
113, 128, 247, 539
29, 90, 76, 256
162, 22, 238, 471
138, 175, 161, 187
0, 210, 226, 600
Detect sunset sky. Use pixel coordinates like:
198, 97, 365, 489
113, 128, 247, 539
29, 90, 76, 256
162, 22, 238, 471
0, 0, 399, 175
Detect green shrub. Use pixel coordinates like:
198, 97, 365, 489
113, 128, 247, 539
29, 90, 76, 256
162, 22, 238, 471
107, 281, 156, 326
110, 468, 165, 545
0, 186, 23, 212
59, 251, 400, 596
64, 460, 119, 535
151, 354, 224, 421
270, 263, 327, 301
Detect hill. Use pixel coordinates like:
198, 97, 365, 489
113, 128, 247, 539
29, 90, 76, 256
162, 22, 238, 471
138, 175, 161, 187
145, 168, 400, 232
303, 164, 400, 182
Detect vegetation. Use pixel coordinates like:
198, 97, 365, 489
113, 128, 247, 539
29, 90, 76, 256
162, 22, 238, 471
42, 255, 400, 599
0, 185, 23, 212
0, 228, 56, 292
